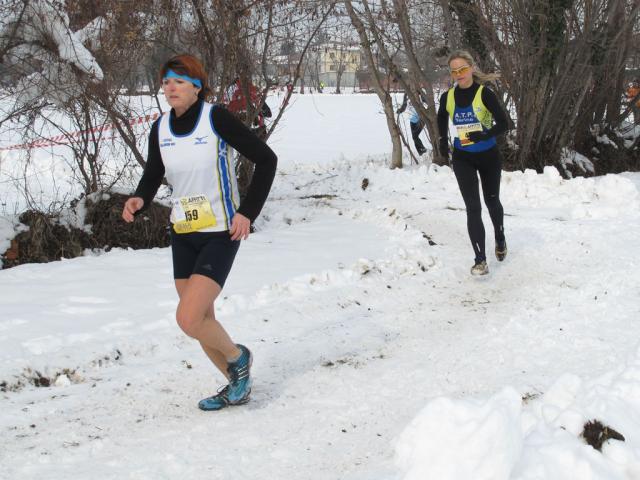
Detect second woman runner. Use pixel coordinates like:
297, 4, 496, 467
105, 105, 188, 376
437, 50, 508, 276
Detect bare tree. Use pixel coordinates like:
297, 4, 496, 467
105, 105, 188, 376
186, 0, 336, 194
344, 1, 450, 168
474, 0, 639, 174
0, 0, 159, 190
344, 0, 404, 168
391, 0, 448, 164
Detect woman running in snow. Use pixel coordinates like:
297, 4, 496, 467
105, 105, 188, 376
122, 54, 277, 410
437, 50, 508, 276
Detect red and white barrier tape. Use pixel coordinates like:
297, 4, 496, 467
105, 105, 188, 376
0, 112, 160, 151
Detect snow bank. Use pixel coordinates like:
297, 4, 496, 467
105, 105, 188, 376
396, 347, 640, 480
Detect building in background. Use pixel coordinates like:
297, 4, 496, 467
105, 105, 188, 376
317, 41, 361, 90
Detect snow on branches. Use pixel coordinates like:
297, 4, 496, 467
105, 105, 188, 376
0, 0, 104, 108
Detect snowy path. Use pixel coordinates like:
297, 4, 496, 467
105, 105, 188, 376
1, 161, 639, 479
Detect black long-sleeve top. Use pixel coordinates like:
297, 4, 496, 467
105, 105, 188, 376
134, 99, 277, 222
437, 82, 508, 145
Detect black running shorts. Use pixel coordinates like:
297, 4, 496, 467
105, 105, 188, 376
170, 229, 241, 287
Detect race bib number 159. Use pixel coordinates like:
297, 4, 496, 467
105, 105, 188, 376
171, 194, 217, 233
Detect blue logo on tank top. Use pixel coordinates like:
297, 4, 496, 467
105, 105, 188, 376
454, 110, 476, 123
160, 137, 175, 147
194, 136, 208, 145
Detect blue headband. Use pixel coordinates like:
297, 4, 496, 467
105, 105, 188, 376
164, 69, 202, 88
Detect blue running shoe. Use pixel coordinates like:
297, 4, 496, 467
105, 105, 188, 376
226, 344, 252, 405
198, 385, 230, 411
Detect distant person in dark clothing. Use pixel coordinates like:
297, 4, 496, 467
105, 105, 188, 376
437, 50, 509, 276
397, 91, 428, 155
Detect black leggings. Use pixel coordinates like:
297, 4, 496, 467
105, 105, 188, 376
452, 147, 505, 263
410, 120, 426, 153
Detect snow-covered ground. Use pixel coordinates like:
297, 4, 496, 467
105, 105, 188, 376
1, 93, 640, 479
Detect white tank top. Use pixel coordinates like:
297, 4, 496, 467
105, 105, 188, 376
157, 102, 240, 232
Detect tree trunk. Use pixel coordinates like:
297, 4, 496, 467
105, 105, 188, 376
336, 65, 344, 94
344, 0, 403, 168
391, 0, 443, 164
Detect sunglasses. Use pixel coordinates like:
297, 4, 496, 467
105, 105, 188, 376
450, 65, 471, 76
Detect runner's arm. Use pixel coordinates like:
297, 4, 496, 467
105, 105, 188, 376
481, 87, 509, 139
133, 120, 165, 212
211, 106, 277, 222
437, 91, 450, 155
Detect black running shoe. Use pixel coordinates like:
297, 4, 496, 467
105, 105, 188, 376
495, 241, 507, 262
471, 260, 489, 276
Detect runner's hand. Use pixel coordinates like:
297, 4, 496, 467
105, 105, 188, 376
229, 213, 250, 241
467, 131, 489, 143
122, 197, 144, 223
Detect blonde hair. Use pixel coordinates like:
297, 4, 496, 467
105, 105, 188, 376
447, 49, 500, 85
